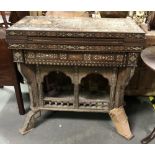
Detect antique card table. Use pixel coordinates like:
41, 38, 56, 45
6, 16, 145, 139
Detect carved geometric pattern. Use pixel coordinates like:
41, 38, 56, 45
44, 101, 74, 109
126, 46, 142, 51
127, 53, 139, 66
7, 31, 145, 39
13, 51, 24, 62
68, 54, 83, 61
59, 54, 67, 60
43, 97, 74, 109
84, 54, 91, 61
9, 43, 143, 52
22, 51, 138, 67
116, 54, 124, 62
43, 97, 109, 111
27, 52, 35, 58
36, 53, 58, 59
79, 102, 109, 110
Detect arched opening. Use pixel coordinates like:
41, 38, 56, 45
79, 73, 110, 99
42, 71, 74, 98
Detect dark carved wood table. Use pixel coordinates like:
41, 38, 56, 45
6, 16, 145, 139
141, 47, 155, 144
0, 28, 25, 115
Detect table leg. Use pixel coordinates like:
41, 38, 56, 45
19, 63, 39, 108
19, 109, 41, 135
13, 64, 25, 115
109, 106, 133, 139
112, 67, 135, 139
18, 64, 43, 134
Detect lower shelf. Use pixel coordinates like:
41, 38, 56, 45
40, 107, 109, 113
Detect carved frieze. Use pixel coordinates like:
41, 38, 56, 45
22, 51, 138, 67
7, 30, 145, 39
9, 43, 143, 52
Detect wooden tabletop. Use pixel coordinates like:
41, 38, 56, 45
141, 46, 155, 71
7, 16, 144, 33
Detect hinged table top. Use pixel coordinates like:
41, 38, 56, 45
7, 16, 144, 34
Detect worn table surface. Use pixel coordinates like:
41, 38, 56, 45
7, 16, 144, 33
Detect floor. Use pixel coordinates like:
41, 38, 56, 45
0, 84, 154, 144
